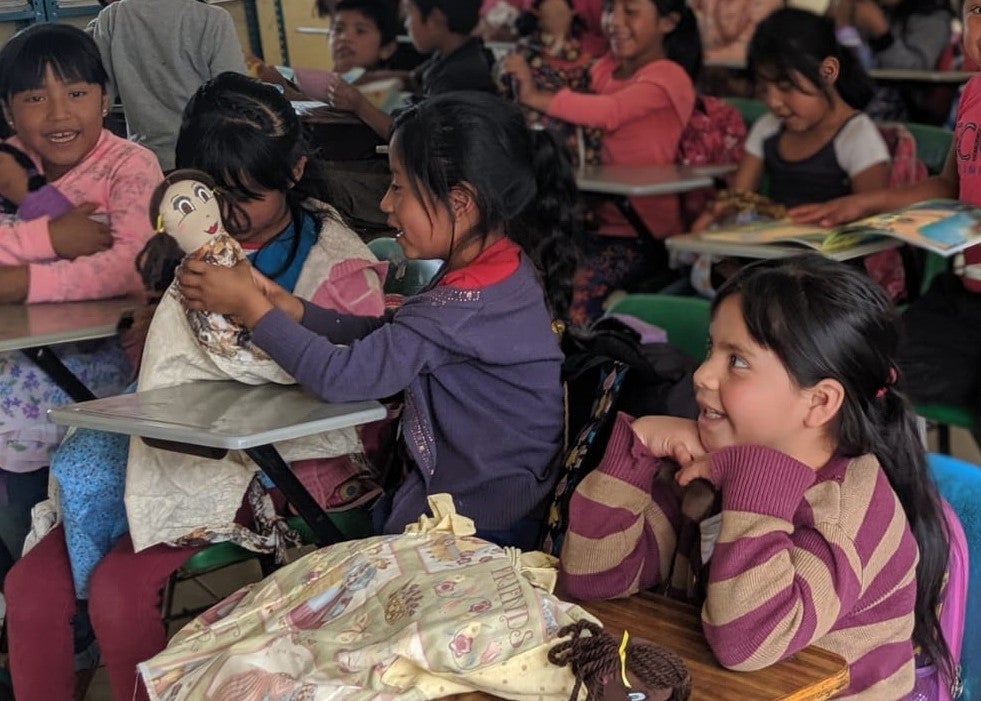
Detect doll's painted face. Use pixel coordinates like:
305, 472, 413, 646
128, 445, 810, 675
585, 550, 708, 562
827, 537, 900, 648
537, 0, 574, 41
159, 178, 224, 253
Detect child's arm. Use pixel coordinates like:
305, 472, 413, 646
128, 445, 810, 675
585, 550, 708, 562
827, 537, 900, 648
25, 146, 162, 303
559, 412, 685, 600
542, 64, 693, 133
696, 445, 863, 671
326, 79, 393, 139
690, 154, 766, 232
789, 143, 959, 226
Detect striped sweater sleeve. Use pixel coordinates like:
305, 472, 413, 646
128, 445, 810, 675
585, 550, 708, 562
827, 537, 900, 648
700, 445, 863, 671
559, 412, 682, 600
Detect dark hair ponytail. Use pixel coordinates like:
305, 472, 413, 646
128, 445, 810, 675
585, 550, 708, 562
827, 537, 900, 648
391, 91, 579, 321
659, 2, 702, 82
713, 255, 953, 686
748, 7, 873, 110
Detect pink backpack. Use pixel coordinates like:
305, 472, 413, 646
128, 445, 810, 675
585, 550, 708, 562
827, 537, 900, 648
675, 95, 746, 228
912, 499, 967, 701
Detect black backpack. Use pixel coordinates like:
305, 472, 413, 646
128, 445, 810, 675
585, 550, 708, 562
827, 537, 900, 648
540, 316, 699, 556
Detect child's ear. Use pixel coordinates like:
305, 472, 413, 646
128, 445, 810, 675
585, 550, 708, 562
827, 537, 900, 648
449, 183, 478, 224
819, 57, 840, 86
658, 11, 680, 34
379, 41, 397, 61
802, 378, 844, 430
100, 91, 109, 118
290, 155, 308, 187
2, 103, 14, 132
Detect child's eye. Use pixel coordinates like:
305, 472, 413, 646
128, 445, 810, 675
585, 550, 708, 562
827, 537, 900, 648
728, 354, 748, 369
68, 90, 87, 98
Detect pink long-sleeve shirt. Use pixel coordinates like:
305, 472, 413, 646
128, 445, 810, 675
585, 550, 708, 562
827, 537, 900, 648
0, 130, 162, 302
546, 56, 695, 237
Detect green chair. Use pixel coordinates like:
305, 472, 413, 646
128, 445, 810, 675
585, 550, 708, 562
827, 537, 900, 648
902, 121, 953, 175
917, 403, 977, 455
723, 96, 767, 131
606, 293, 711, 360
367, 237, 443, 296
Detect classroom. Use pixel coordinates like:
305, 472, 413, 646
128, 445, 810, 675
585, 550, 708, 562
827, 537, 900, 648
0, 0, 978, 699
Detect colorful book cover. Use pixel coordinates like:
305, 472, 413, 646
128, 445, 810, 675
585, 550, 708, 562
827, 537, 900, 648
701, 199, 981, 257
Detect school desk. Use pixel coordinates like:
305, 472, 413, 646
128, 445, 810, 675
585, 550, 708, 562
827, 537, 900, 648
293, 100, 386, 161
575, 163, 737, 270
449, 592, 850, 701
868, 68, 974, 84
47, 380, 386, 546
0, 296, 138, 401
665, 232, 903, 262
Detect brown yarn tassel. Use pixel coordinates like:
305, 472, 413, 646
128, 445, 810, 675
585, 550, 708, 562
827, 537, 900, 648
548, 620, 692, 701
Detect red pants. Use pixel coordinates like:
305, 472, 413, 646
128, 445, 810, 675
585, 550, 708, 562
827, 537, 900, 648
5, 525, 200, 701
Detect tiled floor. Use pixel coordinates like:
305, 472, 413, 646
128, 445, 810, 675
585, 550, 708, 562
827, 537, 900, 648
81, 427, 981, 700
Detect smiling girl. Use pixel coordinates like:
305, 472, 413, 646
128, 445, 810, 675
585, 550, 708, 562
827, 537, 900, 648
560, 255, 955, 699
502, 0, 701, 323
0, 23, 160, 587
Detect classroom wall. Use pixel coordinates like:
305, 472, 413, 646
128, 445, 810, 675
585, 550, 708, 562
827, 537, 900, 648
255, 0, 332, 69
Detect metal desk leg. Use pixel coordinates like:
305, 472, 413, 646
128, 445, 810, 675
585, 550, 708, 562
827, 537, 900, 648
613, 196, 668, 272
245, 443, 348, 547
21, 346, 96, 402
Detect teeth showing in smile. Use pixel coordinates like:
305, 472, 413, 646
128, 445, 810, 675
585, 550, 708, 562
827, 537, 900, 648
48, 131, 77, 143
703, 408, 725, 419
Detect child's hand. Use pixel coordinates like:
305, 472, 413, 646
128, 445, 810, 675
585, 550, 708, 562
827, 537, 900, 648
0, 150, 29, 205
788, 194, 872, 227
675, 454, 713, 487
325, 74, 366, 113
48, 203, 112, 259
250, 267, 304, 322
631, 416, 706, 466
690, 208, 718, 233
178, 259, 272, 328
500, 53, 534, 98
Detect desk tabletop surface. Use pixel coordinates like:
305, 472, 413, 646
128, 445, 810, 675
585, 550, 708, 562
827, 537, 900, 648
576, 163, 736, 197
48, 381, 386, 450
0, 297, 138, 353
666, 233, 903, 262
452, 593, 848, 701
867, 67, 974, 83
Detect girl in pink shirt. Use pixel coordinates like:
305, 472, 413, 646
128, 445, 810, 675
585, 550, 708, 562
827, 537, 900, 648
0, 23, 161, 585
502, 0, 700, 323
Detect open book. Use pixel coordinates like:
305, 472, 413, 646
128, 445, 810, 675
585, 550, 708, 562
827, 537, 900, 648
701, 199, 981, 257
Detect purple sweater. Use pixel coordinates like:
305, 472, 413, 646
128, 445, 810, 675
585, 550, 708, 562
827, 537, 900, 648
252, 256, 564, 536
561, 413, 919, 700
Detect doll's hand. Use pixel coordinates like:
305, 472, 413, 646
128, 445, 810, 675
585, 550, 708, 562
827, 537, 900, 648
631, 416, 707, 466
0, 150, 29, 205
48, 203, 112, 259
178, 259, 273, 328
250, 267, 303, 322
675, 454, 713, 487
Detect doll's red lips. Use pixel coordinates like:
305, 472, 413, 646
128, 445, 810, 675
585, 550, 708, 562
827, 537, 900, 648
207, 222, 219, 234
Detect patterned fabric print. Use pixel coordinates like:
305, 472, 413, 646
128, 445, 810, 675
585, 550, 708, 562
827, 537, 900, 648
170, 475, 301, 563
0, 340, 131, 473
52, 419, 131, 599
568, 235, 647, 326
516, 38, 602, 168
139, 515, 597, 700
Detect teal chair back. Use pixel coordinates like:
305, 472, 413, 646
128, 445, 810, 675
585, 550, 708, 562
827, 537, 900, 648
928, 453, 981, 700
723, 96, 767, 131
903, 121, 953, 175
367, 237, 443, 296
605, 293, 711, 361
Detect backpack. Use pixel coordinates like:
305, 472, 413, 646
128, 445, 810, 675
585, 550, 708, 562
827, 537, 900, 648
540, 317, 699, 555
913, 499, 968, 701
676, 95, 747, 228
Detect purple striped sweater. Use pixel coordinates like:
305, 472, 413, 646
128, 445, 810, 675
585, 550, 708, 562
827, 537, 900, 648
560, 413, 918, 699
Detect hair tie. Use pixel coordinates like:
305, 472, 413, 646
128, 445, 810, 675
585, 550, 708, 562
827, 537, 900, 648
875, 366, 898, 399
